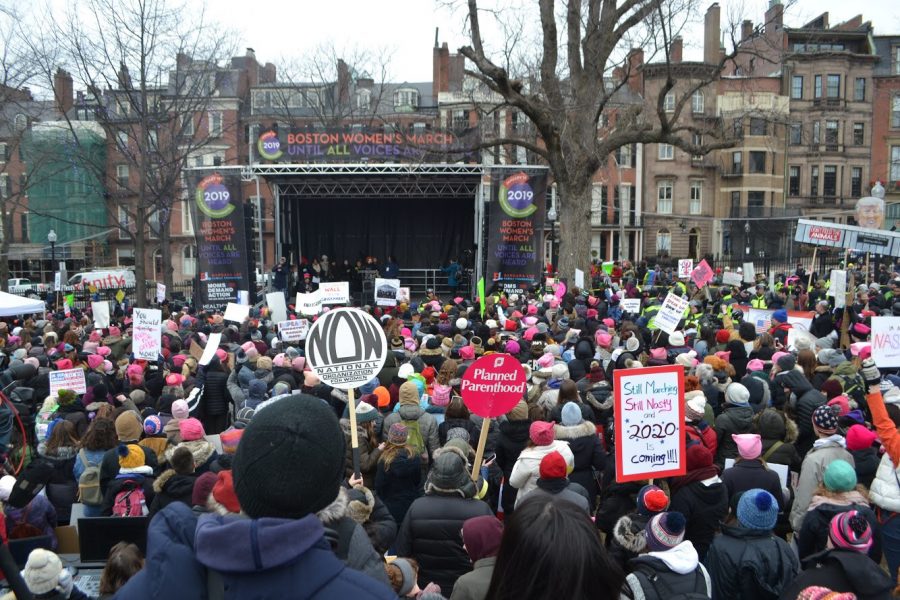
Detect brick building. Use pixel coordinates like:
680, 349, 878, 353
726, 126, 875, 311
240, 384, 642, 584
873, 36, 900, 224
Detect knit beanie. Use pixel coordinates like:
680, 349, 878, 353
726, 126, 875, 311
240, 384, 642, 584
732, 433, 762, 460
529, 421, 555, 446
374, 386, 391, 409
819, 379, 844, 400
823, 459, 857, 493
118, 443, 145, 469
725, 383, 750, 407
828, 510, 873, 554
179, 417, 206, 442
812, 404, 839, 437
746, 359, 765, 372
539, 451, 567, 480
143, 415, 163, 436
776, 353, 796, 372
232, 394, 344, 519
737, 489, 778, 530
637, 484, 669, 516
390, 558, 417, 596
684, 392, 707, 422
172, 399, 190, 420
644, 511, 686, 552
561, 402, 583, 426
115, 411, 143, 442
845, 424, 878, 452
388, 423, 408, 445
192, 471, 217, 506
827, 396, 851, 417
211, 470, 241, 514
23, 548, 65, 595
507, 399, 529, 421
772, 309, 788, 323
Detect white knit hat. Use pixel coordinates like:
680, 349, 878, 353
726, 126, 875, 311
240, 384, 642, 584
0, 475, 15, 502
23, 549, 64, 595
398, 363, 415, 380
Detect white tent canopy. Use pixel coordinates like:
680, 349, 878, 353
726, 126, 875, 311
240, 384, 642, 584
0, 291, 45, 317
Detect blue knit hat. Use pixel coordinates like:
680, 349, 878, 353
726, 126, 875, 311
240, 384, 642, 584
772, 309, 788, 324
737, 489, 778, 530
561, 402, 583, 427
823, 459, 857, 493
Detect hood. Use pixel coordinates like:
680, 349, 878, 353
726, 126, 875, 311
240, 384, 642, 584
166, 440, 216, 467
833, 362, 859, 378
755, 409, 796, 443
613, 514, 648, 553
315, 487, 349, 525
777, 370, 812, 394
805, 549, 894, 597
153, 470, 196, 495
397, 403, 425, 420
195, 513, 325, 573
573, 339, 594, 361
645, 540, 700, 574
37, 443, 78, 461
499, 420, 531, 442
807, 492, 870, 512
553, 421, 595, 440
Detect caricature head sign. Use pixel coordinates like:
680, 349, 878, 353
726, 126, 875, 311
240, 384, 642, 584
498, 172, 538, 218
195, 173, 235, 219
305, 308, 388, 389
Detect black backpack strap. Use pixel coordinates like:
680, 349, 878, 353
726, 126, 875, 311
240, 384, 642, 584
207, 568, 225, 600
324, 517, 358, 561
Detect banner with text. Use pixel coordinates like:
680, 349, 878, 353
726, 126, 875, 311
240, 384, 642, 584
320, 281, 350, 305
653, 292, 689, 335
485, 170, 548, 294
49, 368, 87, 396
279, 319, 310, 342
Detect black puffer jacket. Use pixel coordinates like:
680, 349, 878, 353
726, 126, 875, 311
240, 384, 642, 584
199, 366, 232, 417
778, 549, 894, 600
714, 405, 755, 467
797, 500, 881, 563
670, 477, 728, 560
553, 421, 605, 507
566, 339, 596, 381
496, 419, 531, 514
849, 447, 880, 489
704, 524, 799, 600
149, 469, 196, 515
753, 409, 802, 473
778, 370, 827, 456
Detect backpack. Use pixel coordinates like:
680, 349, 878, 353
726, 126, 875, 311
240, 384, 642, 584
630, 560, 709, 600
77, 449, 103, 506
112, 480, 148, 517
403, 419, 427, 459
8, 504, 44, 540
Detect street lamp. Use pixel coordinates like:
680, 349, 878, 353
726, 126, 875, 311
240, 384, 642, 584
744, 221, 751, 257
47, 229, 57, 279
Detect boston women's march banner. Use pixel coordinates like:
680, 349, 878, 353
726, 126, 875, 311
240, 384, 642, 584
190, 172, 251, 311
485, 170, 547, 294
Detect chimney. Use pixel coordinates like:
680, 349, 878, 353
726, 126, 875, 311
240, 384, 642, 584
704, 3, 721, 64
741, 20, 754, 41
176, 52, 190, 70
262, 63, 277, 84
433, 39, 450, 97
670, 37, 683, 63
626, 48, 644, 94
117, 62, 131, 90
764, 1, 783, 34
337, 59, 350, 105
54, 68, 73, 115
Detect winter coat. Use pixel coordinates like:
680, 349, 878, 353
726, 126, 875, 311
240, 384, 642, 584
670, 475, 729, 560
508, 441, 575, 497
791, 383, 829, 457
495, 419, 531, 513
714, 405, 755, 466
163, 440, 218, 476
381, 404, 440, 461
722, 459, 785, 511
621, 542, 712, 600
394, 494, 494, 592
225, 368, 245, 407
316, 488, 391, 587
516, 478, 591, 512
704, 524, 799, 600
778, 549, 894, 600
339, 420, 381, 488
868, 391, 900, 513
34, 444, 78, 525
374, 448, 422, 525
150, 469, 197, 515
112, 502, 396, 600
849, 447, 880, 489
100, 470, 156, 516
73, 448, 108, 481
553, 421, 605, 507
439, 417, 478, 447
199, 369, 232, 419
797, 495, 881, 562
789, 437, 855, 532
754, 409, 802, 473
4, 493, 57, 549
99, 444, 159, 496
450, 556, 495, 600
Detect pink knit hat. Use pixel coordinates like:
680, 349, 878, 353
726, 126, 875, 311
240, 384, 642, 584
595, 332, 612, 348
215, 349, 227, 362
732, 433, 762, 460
527, 304, 538, 315
273, 354, 285, 368
431, 383, 452, 407
126, 364, 143, 378
530, 421, 555, 446
172, 399, 190, 420
87, 354, 104, 370
537, 353, 554, 368
89, 331, 102, 343
827, 395, 851, 417
291, 357, 306, 372
97, 346, 111, 357
523, 327, 539, 341
459, 346, 475, 360
108, 326, 121, 337
523, 316, 538, 327
746, 359, 765, 372
83, 341, 99, 354
602, 318, 615, 329
179, 417, 205, 442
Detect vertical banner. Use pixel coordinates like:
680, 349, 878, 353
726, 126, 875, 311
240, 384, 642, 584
132, 308, 162, 361
192, 172, 250, 312
485, 170, 547, 294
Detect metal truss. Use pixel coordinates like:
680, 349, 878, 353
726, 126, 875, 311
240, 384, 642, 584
249, 163, 486, 177
275, 177, 480, 198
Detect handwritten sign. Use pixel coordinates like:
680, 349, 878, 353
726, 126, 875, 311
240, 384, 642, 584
156, 283, 166, 303
748, 308, 773, 334
691, 259, 714, 288
678, 259, 693, 279
223, 302, 251, 323
653, 292, 689, 335
92, 301, 110, 329
722, 271, 743, 287
872, 317, 900, 368
614, 365, 685, 483
320, 281, 350, 305
199, 332, 222, 366
742, 262, 756, 283
296, 290, 323, 316
279, 319, 310, 342
49, 368, 87, 397
266, 292, 288, 324
829, 269, 847, 309
620, 298, 642, 314
132, 308, 162, 360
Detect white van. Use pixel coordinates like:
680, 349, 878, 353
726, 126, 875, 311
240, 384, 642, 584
68, 269, 136, 290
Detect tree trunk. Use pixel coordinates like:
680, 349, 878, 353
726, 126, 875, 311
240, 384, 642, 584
160, 222, 174, 298
133, 205, 147, 308
556, 175, 594, 283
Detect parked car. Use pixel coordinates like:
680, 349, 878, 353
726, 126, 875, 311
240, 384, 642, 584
7, 278, 49, 295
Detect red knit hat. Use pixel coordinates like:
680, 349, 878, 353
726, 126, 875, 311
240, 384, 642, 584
504, 319, 518, 332
212, 470, 241, 514
685, 440, 713, 470
715, 329, 731, 344
539, 451, 567, 480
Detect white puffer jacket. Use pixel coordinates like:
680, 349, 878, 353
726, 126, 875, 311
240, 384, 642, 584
869, 452, 900, 512
509, 440, 574, 496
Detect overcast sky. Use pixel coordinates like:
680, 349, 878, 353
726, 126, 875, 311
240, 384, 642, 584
212, 0, 900, 82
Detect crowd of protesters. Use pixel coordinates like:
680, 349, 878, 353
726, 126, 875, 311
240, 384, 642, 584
0, 257, 899, 598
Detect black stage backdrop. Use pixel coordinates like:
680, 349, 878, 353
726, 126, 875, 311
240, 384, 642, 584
288, 197, 474, 269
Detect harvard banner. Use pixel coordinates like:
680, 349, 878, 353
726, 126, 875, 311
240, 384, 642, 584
485, 171, 547, 293
191, 172, 251, 312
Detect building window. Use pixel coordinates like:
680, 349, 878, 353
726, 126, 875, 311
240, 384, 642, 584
181, 198, 193, 234
181, 114, 193, 136
749, 118, 766, 136
355, 89, 371, 110
789, 123, 802, 145
732, 117, 743, 138
691, 133, 703, 161
182, 245, 197, 276
116, 164, 129, 189
689, 181, 702, 215
656, 229, 671, 255
823, 165, 837, 196
617, 143, 633, 166
789, 166, 800, 196
814, 75, 822, 99
663, 92, 675, 112
148, 209, 160, 239
691, 91, 704, 114
892, 97, 900, 129
731, 151, 743, 175
117, 131, 129, 151
394, 88, 419, 109
851, 167, 862, 198
0, 174, 8, 198
657, 180, 673, 214
826, 74, 840, 99
619, 185, 632, 225
0, 142, 6, 163
208, 112, 222, 137
812, 121, 821, 144
853, 123, 864, 146
791, 75, 804, 99
748, 191, 765, 217
749, 151, 766, 174
658, 143, 674, 160
854, 78, 866, 101
890, 147, 900, 183
730, 191, 741, 212
148, 130, 157, 150
825, 120, 839, 145
20, 212, 29, 243
811, 166, 819, 197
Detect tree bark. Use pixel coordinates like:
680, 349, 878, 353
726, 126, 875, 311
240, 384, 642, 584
159, 217, 174, 297
134, 205, 147, 308
556, 175, 594, 282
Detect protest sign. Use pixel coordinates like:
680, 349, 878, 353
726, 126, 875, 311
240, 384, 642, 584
742, 262, 756, 283
223, 302, 251, 323
189, 340, 204, 361
296, 290, 322, 316
829, 269, 847, 309
305, 308, 388, 390
156, 283, 166, 303
575, 269, 585, 289
748, 308, 774, 334
49, 368, 87, 396
199, 332, 222, 366
690, 259, 714, 288
266, 292, 288, 324
320, 281, 350, 305
397, 287, 411, 304
54, 272, 61, 290
678, 259, 693, 279
614, 365, 685, 483
279, 319, 310, 342
132, 308, 162, 361
872, 317, 900, 368
374, 278, 400, 307
722, 271, 743, 287
653, 292, 689, 335
602, 262, 614, 275
620, 298, 642, 314
724, 458, 788, 487
238, 290, 249, 306
92, 301, 110, 329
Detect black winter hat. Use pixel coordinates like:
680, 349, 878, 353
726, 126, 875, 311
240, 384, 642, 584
232, 394, 345, 519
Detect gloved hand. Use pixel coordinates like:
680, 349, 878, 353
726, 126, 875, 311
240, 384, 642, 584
861, 358, 880, 387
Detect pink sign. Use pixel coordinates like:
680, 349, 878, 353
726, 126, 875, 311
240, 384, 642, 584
460, 353, 527, 418
691, 259, 714, 288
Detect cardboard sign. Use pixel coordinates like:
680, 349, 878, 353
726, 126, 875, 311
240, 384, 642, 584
678, 259, 693, 279
132, 308, 162, 361
279, 319, 310, 342
320, 281, 350, 305
722, 271, 743, 287
296, 290, 322, 316
266, 292, 288, 324
460, 354, 527, 418
305, 308, 388, 390
223, 302, 251, 323
49, 368, 87, 396
691, 259, 714, 288
374, 278, 400, 307
653, 292, 689, 335
156, 283, 166, 303
92, 301, 110, 329
189, 340, 204, 361
829, 269, 847, 309
575, 269, 585, 289
742, 262, 756, 283
397, 287, 410, 304
748, 308, 773, 334
872, 317, 900, 368
620, 298, 642, 314
199, 332, 222, 366
613, 365, 685, 483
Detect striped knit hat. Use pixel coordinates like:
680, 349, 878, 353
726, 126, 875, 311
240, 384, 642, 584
644, 511, 686, 551
828, 510, 872, 554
